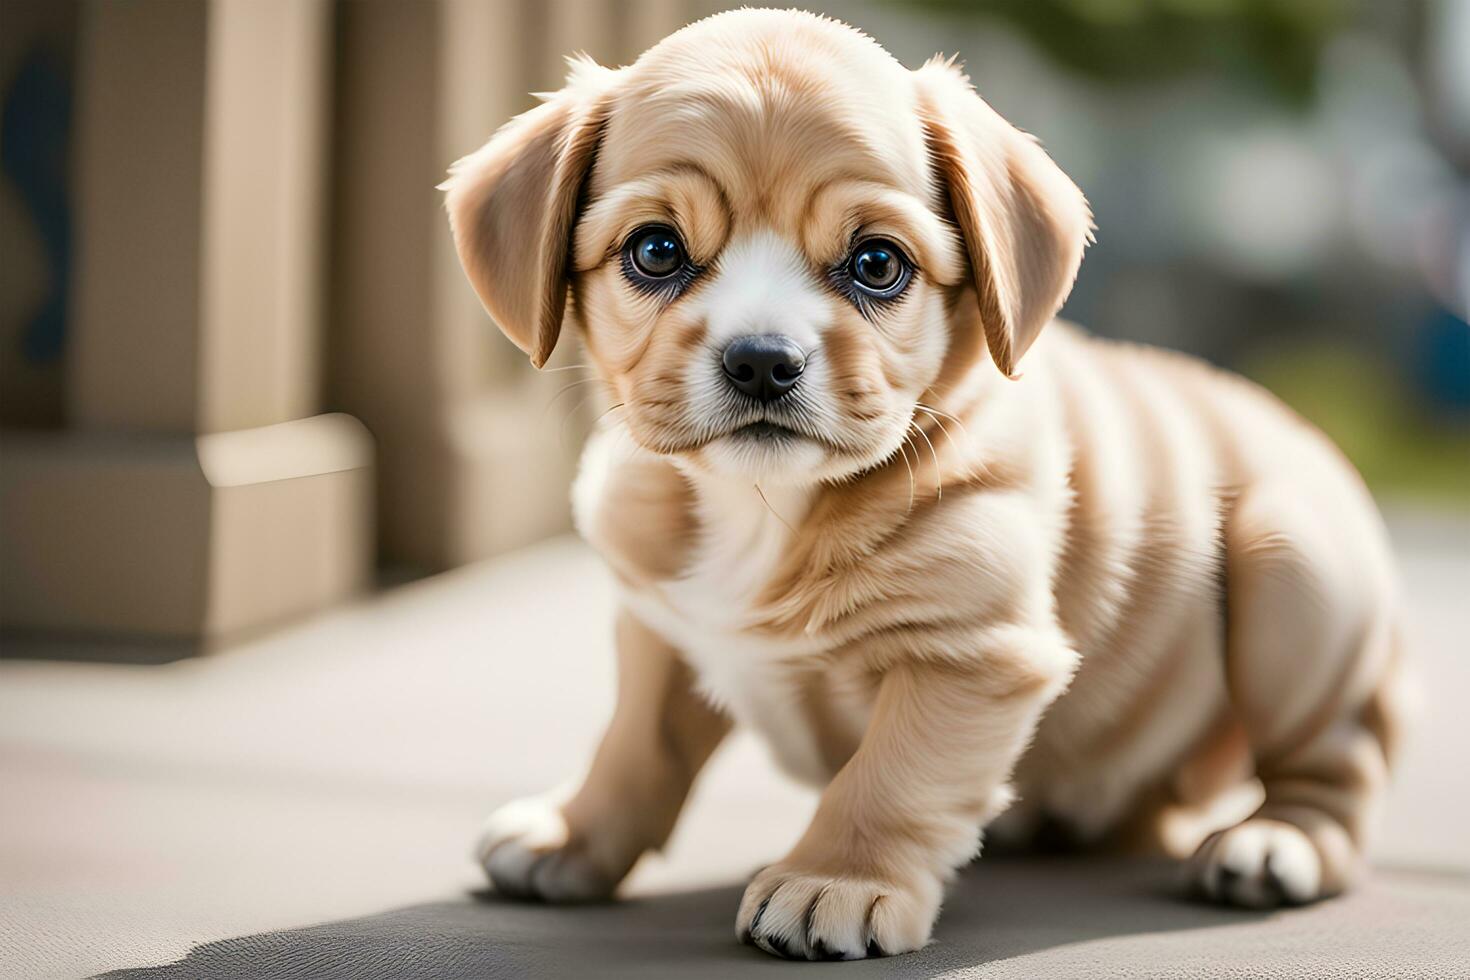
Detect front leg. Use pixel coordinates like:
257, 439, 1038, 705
739, 628, 1077, 959
479, 610, 730, 901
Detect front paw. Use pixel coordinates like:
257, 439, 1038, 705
736, 862, 941, 960
1187, 817, 1325, 909
476, 795, 618, 903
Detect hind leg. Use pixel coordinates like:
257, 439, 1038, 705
1188, 483, 1405, 908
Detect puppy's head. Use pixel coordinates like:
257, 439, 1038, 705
444, 9, 1090, 485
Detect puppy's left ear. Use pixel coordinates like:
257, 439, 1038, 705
915, 59, 1092, 379
442, 58, 616, 368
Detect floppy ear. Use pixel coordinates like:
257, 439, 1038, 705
442, 59, 614, 368
915, 59, 1092, 379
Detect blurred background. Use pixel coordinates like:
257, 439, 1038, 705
2, 0, 1466, 643
1, 1, 1466, 976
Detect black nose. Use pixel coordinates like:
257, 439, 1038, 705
721, 335, 806, 402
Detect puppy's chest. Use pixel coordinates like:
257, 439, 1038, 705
613, 479, 861, 781
631, 479, 825, 680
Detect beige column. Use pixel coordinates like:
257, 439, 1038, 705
327, 0, 695, 572
330, 0, 556, 570
1, 0, 372, 649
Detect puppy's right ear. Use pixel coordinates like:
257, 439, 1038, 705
914, 58, 1092, 379
442, 59, 615, 368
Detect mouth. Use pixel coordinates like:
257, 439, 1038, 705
728, 421, 803, 443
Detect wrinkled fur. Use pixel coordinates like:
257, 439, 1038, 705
444, 9, 1408, 961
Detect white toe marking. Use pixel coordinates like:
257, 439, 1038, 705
476, 793, 612, 902
476, 794, 570, 867
1260, 825, 1322, 903
1199, 820, 1322, 907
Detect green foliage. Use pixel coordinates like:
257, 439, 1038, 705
902, 0, 1356, 102
1246, 344, 1470, 507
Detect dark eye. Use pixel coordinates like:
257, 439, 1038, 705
848, 239, 911, 298
627, 226, 685, 278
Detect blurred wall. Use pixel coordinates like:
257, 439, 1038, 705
1, 0, 373, 650
325, 0, 692, 571
0, 0, 697, 650
0, 1, 74, 429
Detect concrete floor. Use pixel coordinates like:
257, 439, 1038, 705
1, 510, 1467, 978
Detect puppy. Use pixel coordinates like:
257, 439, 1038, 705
444, 9, 1408, 961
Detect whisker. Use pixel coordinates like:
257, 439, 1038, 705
558, 387, 624, 450
539, 364, 597, 374
753, 483, 797, 535
918, 404, 1006, 486
909, 419, 943, 500
915, 407, 964, 467
559, 392, 597, 451
542, 377, 603, 422
895, 435, 916, 513
916, 403, 973, 448
591, 402, 626, 427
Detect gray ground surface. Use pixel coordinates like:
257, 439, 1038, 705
2, 510, 1467, 979
96, 862, 1470, 980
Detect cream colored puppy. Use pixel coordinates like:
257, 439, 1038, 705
444, 9, 1407, 961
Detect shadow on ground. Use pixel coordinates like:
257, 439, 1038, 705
104, 855, 1448, 979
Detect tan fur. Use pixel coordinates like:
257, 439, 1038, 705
446, 9, 1406, 960
586, 449, 697, 586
